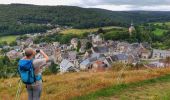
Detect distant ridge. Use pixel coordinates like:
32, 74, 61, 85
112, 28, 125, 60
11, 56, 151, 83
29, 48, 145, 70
0, 4, 170, 35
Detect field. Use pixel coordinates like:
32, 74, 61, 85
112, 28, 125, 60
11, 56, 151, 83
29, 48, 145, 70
1, 68, 170, 100
153, 22, 170, 27
110, 76, 170, 100
77, 73, 170, 100
150, 22, 170, 36
0, 35, 18, 44
61, 26, 124, 34
152, 28, 167, 36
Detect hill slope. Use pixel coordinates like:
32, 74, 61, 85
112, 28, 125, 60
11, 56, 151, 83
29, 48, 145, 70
1, 68, 170, 100
1, 4, 170, 35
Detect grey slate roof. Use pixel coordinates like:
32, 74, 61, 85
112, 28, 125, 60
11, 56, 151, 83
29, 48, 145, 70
92, 46, 109, 53
110, 54, 128, 61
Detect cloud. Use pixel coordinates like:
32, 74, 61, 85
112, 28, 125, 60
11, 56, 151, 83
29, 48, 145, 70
87, 4, 170, 11
79, 0, 170, 6
0, 0, 82, 6
138, 5, 170, 11
87, 5, 133, 11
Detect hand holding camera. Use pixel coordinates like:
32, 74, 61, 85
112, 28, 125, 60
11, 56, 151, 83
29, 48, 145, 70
36, 49, 40, 53
36, 49, 49, 61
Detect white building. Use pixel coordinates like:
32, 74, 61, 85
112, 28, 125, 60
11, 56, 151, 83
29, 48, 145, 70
152, 49, 170, 59
71, 38, 78, 49
60, 59, 79, 73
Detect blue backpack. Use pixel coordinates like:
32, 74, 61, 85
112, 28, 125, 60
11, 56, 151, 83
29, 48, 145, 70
18, 59, 42, 85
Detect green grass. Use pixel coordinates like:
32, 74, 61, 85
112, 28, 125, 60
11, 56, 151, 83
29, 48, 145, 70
61, 26, 124, 34
72, 74, 170, 100
115, 82, 170, 100
0, 35, 18, 44
153, 22, 170, 26
152, 28, 167, 36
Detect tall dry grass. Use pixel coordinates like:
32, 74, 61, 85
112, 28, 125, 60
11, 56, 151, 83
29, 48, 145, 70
0, 68, 170, 100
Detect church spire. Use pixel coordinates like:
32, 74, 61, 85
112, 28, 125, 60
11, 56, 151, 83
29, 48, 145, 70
129, 21, 135, 35
131, 20, 134, 26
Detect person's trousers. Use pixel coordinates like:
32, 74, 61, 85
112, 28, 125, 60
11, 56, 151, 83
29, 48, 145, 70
27, 84, 42, 100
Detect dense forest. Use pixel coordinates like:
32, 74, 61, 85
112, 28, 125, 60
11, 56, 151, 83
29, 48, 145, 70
1, 4, 170, 35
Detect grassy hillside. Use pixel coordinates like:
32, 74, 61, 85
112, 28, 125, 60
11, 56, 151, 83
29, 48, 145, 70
1, 68, 170, 100
110, 77, 170, 100
0, 35, 18, 44
74, 72, 170, 100
153, 28, 167, 36
153, 22, 170, 27
61, 26, 124, 34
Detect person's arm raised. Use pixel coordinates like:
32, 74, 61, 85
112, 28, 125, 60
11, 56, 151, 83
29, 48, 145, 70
40, 50, 49, 62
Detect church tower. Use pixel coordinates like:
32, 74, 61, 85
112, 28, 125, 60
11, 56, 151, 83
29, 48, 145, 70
129, 21, 135, 35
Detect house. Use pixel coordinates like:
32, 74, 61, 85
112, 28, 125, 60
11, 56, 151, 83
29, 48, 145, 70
80, 57, 97, 70
13, 46, 22, 51
6, 50, 23, 59
79, 39, 89, 53
23, 38, 34, 46
110, 54, 129, 63
141, 42, 152, 49
68, 51, 77, 61
71, 38, 78, 49
60, 59, 79, 73
39, 42, 48, 47
60, 44, 68, 51
108, 45, 118, 55
80, 39, 89, 48
80, 53, 107, 70
54, 48, 68, 63
152, 49, 170, 59
83, 50, 93, 59
92, 34, 104, 47
88, 33, 95, 41
37, 44, 55, 56
147, 61, 165, 68
105, 40, 114, 46
116, 42, 130, 53
92, 61, 107, 71
53, 42, 60, 47
80, 59, 91, 70
91, 53, 106, 60
127, 54, 138, 64
67, 51, 79, 67
29, 44, 38, 49
139, 48, 151, 59
103, 57, 113, 67
131, 43, 140, 49
3, 46, 11, 50
91, 46, 109, 55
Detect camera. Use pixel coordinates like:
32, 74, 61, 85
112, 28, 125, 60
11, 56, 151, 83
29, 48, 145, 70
36, 49, 40, 53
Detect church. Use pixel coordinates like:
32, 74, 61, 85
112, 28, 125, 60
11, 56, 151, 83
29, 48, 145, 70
129, 22, 135, 35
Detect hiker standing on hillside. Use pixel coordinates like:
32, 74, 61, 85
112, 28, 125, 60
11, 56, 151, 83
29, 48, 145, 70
18, 48, 49, 100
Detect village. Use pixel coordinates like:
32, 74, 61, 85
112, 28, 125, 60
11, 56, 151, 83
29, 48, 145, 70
1, 24, 170, 73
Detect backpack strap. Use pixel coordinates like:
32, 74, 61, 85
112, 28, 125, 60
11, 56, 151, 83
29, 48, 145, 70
35, 74, 42, 81
31, 59, 42, 82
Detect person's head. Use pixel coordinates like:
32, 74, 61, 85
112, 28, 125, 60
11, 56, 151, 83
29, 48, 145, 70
24, 48, 36, 59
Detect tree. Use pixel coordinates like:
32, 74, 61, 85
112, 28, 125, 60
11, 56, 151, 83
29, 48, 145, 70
9, 41, 17, 46
2, 55, 10, 65
49, 62, 59, 74
165, 57, 170, 67
76, 40, 81, 52
97, 28, 105, 34
85, 42, 92, 50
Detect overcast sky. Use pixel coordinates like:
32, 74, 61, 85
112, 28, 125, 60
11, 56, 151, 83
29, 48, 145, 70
0, 0, 170, 11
